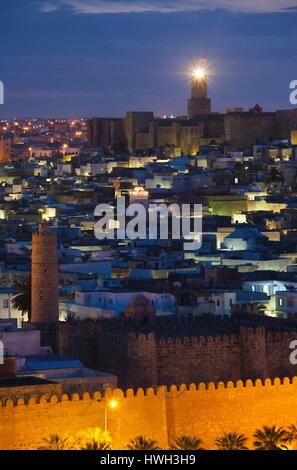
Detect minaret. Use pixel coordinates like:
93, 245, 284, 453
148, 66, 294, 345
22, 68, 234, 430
188, 67, 211, 119
31, 222, 59, 323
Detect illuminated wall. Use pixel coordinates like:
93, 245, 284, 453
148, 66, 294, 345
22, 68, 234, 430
208, 196, 247, 216
1, 378, 297, 450
291, 130, 297, 145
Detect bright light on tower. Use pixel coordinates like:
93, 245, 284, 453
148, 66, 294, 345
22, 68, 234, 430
193, 68, 206, 80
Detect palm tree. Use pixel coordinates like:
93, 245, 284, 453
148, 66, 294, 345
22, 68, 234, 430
76, 428, 112, 450
215, 432, 248, 450
12, 275, 31, 321
286, 424, 297, 449
38, 433, 71, 450
170, 435, 204, 450
127, 436, 160, 450
253, 425, 290, 450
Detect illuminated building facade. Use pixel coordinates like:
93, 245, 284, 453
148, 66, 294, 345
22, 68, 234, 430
87, 63, 297, 154
188, 67, 212, 118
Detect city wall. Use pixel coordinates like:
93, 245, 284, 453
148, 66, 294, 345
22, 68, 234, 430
1, 378, 297, 450
25, 322, 297, 388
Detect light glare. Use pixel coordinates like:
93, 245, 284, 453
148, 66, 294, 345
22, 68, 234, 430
193, 68, 205, 79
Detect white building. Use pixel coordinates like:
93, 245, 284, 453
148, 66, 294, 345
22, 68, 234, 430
244, 280, 297, 317
275, 291, 297, 318
60, 290, 177, 319
244, 280, 297, 297
211, 291, 237, 316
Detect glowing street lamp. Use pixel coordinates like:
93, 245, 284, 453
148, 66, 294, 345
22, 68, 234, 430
62, 143, 68, 157
104, 399, 118, 432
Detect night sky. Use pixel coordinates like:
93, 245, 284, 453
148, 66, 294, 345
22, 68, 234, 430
1, 0, 297, 118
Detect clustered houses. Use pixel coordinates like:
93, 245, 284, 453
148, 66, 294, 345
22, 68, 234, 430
1, 73, 297, 401
1, 116, 297, 328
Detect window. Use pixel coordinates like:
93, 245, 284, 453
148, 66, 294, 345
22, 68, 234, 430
3, 299, 8, 309
279, 298, 284, 307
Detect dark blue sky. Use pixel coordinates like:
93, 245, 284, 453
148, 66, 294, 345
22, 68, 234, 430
1, 0, 297, 118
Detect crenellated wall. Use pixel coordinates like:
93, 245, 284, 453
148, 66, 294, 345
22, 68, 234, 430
24, 322, 297, 388
156, 333, 242, 385
266, 330, 297, 377
1, 377, 297, 450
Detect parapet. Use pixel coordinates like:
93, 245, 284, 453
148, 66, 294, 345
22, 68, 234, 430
157, 333, 239, 348
1, 376, 297, 408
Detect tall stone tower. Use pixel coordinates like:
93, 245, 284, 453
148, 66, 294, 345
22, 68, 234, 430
31, 222, 59, 323
188, 69, 211, 119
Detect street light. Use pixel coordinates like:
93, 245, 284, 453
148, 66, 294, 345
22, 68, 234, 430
104, 399, 118, 432
62, 143, 68, 157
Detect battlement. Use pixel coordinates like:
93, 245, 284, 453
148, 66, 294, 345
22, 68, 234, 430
122, 324, 267, 345
24, 318, 297, 389
157, 333, 240, 347
239, 326, 265, 336
266, 330, 297, 342
1, 375, 297, 450
32, 232, 57, 241
32, 222, 57, 243
1, 375, 295, 408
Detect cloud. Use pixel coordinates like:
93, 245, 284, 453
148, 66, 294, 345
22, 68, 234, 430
41, 3, 60, 12
39, 0, 297, 15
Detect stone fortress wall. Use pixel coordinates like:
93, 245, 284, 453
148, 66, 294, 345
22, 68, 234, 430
1, 377, 297, 450
26, 320, 297, 388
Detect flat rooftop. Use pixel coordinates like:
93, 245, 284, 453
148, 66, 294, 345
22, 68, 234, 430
23, 355, 83, 371
0, 376, 57, 388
